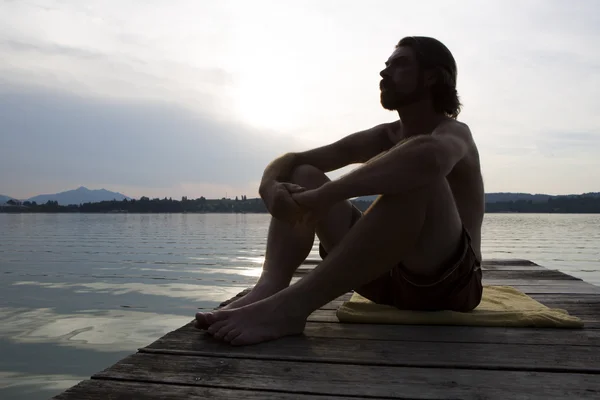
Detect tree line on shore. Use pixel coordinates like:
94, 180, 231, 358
2, 194, 600, 213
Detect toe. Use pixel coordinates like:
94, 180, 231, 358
223, 328, 241, 343
207, 320, 228, 336
231, 333, 250, 346
214, 323, 234, 340
205, 312, 216, 324
194, 320, 205, 330
194, 313, 209, 330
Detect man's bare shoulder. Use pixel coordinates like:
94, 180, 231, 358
434, 118, 471, 137
324, 120, 399, 165
354, 119, 400, 148
433, 119, 477, 149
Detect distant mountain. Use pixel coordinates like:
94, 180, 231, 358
0, 195, 16, 204
26, 186, 131, 206
5, 188, 599, 207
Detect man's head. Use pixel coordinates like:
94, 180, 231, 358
379, 36, 461, 118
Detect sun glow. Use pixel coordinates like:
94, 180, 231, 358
232, 62, 311, 131
239, 267, 263, 278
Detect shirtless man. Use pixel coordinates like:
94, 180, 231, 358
195, 36, 485, 346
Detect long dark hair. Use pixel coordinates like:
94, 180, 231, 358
397, 36, 462, 118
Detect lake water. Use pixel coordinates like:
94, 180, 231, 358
1, 213, 599, 399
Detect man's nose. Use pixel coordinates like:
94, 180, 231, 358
379, 68, 389, 79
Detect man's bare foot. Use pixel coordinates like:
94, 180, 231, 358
196, 295, 308, 346
194, 281, 286, 330
222, 281, 287, 310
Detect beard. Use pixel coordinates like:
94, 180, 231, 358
380, 74, 426, 111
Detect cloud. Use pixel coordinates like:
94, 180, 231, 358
0, 38, 233, 111
535, 131, 600, 159
1, 0, 599, 196
0, 84, 301, 198
2, 38, 103, 59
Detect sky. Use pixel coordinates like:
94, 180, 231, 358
1, 0, 599, 200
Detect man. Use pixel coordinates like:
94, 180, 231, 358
195, 36, 485, 346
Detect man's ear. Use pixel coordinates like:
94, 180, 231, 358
423, 69, 438, 87
424, 67, 452, 87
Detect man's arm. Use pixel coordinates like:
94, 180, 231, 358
319, 121, 472, 202
259, 121, 397, 195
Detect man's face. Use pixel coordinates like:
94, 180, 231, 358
379, 46, 425, 110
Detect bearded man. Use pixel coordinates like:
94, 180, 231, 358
195, 36, 485, 346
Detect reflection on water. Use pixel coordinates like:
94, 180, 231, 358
1, 213, 273, 399
0, 306, 192, 351
1, 213, 599, 399
239, 267, 264, 277
0, 372, 86, 398
11, 280, 244, 301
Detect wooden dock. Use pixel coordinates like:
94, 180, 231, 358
54, 259, 600, 399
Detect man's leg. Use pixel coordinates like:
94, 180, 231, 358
197, 177, 463, 345
195, 164, 357, 328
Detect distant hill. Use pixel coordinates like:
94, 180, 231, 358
485, 193, 552, 203
4, 188, 599, 207
355, 192, 600, 204
355, 192, 600, 203
26, 186, 131, 206
485, 192, 600, 203
0, 195, 16, 204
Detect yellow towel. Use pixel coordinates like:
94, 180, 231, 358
336, 285, 584, 328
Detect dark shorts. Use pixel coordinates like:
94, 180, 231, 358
319, 205, 483, 312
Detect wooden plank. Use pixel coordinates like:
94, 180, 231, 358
319, 296, 600, 322
296, 268, 579, 280
307, 308, 600, 327
493, 285, 600, 295
94, 353, 600, 400
321, 292, 600, 310
143, 328, 600, 373
480, 264, 548, 271
480, 269, 580, 280
52, 379, 362, 400
148, 320, 600, 347
294, 265, 554, 276
301, 258, 541, 267
482, 279, 599, 288
308, 312, 599, 328
300, 322, 600, 346
530, 303, 600, 315
295, 265, 553, 276
531, 294, 600, 305
482, 259, 540, 266
321, 294, 600, 311
481, 283, 600, 294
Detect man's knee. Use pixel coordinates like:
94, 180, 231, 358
290, 164, 329, 188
